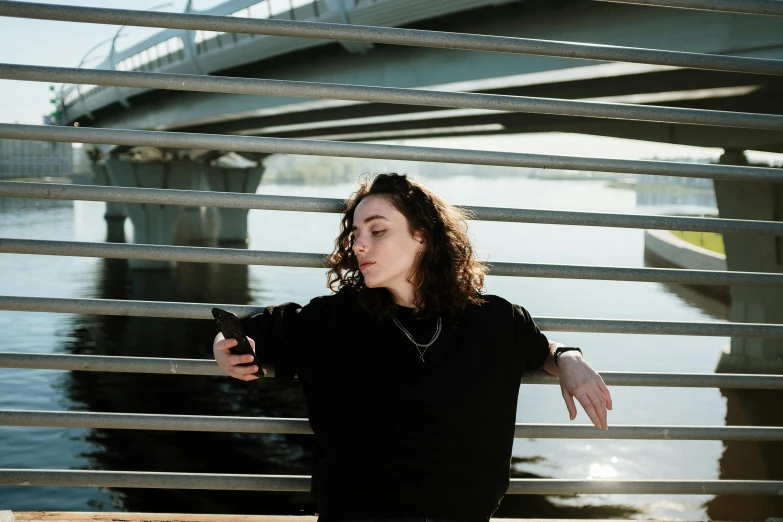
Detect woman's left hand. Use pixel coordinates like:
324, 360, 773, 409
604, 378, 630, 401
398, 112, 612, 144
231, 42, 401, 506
558, 354, 613, 430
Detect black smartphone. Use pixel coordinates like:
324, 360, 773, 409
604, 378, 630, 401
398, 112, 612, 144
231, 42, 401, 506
211, 307, 262, 377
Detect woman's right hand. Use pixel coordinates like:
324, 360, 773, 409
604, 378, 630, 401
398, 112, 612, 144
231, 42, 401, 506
213, 334, 266, 381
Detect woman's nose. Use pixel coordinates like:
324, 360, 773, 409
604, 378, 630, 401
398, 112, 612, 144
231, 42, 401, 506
352, 236, 367, 254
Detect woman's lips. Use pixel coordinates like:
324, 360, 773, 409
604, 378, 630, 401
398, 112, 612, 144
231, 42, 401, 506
360, 262, 374, 270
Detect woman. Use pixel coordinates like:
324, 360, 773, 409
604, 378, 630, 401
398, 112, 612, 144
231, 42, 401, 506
213, 173, 612, 522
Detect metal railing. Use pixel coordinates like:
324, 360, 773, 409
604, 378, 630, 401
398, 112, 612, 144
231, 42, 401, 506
593, 0, 783, 16
3, 352, 783, 388
1, 1, 781, 75
3, 409, 783, 440
5, 236, 783, 287
3, 124, 783, 183
1, 469, 779, 495
2, 294, 783, 337
3, 63, 783, 130
2, 180, 783, 234
1, 0, 782, 505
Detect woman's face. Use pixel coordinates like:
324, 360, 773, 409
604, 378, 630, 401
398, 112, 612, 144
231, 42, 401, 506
351, 195, 424, 302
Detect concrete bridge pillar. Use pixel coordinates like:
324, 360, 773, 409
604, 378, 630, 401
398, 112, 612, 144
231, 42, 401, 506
202, 160, 266, 247
102, 155, 265, 269
91, 163, 126, 243
713, 149, 783, 374
104, 158, 200, 270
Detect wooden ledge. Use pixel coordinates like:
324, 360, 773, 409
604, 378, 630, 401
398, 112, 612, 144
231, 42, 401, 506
6, 515, 314, 522
4, 515, 731, 522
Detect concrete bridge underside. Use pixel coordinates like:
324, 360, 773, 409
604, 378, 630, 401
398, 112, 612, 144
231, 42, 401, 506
77, 0, 783, 153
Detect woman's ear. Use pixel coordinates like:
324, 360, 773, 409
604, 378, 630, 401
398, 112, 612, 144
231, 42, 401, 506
413, 230, 426, 251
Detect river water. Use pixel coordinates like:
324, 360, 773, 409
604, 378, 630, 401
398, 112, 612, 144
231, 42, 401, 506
0, 174, 780, 520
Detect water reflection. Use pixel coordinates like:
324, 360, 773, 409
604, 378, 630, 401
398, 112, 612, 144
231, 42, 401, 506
643, 256, 730, 320
643, 232, 783, 518
0, 195, 72, 216
59, 256, 316, 513
641, 227, 783, 519
586, 462, 618, 480
705, 388, 783, 520
493, 458, 640, 518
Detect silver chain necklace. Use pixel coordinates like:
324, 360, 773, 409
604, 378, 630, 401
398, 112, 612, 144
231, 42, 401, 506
392, 315, 442, 363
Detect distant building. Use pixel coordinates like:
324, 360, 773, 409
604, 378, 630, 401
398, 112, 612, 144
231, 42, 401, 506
72, 145, 93, 176
0, 139, 74, 180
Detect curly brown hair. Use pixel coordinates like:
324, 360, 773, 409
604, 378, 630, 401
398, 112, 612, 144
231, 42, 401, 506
327, 173, 486, 321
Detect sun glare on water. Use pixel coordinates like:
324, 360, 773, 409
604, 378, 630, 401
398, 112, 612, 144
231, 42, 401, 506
586, 461, 619, 480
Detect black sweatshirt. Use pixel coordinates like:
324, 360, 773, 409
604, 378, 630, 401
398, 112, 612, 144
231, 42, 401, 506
243, 286, 550, 521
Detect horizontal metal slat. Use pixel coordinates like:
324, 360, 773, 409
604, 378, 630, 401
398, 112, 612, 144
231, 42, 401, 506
0, 352, 226, 376
0, 296, 781, 337
594, 0, 783, 16
2, 125, 783, 183
3, 237, 783, 287
3, 63, 782, 131
0, 410, 312, 434
0, 1, 780, 75
3, 353, 783, 389
3, 181, 783, 237
2, 409, 782, 441
1, 469, 781, 494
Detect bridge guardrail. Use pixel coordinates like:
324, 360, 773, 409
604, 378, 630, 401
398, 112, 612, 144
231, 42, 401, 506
2, 352, 782, 389
3, 63, 783, 131
1, 1, 781, 77
1, 180, 783, 234
3, 236, 783, 287
2, 124, 783, 184
1, 294, 783, 337
593, 0, 783, 17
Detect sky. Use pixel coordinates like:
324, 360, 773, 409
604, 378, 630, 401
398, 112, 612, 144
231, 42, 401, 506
1, 0, 781, 164
0, 0, 223, 125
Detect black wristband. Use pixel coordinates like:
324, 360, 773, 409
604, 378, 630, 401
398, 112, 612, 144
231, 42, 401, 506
554, 346, 582, 367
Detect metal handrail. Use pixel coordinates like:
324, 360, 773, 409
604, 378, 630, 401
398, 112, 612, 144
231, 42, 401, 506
3, 238, 782, 287
4, 181, 778, 235
593, 0, 783, 16
4, 352, 783, 389
3, 125, 783, 183
3, 64, 783, 131
1, 295, 781, 337
3, 410, 783, 441
0, 1, 781, 76
0, 470, 781, 495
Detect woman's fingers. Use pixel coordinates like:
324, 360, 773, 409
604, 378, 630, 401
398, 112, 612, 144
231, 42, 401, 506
228, 354, 256, 366
231, 363, 260, 378
597, 377, 613, 410
560, 387, 577, 420
580, 385, 609, 430
238, 367, 261, 380
214, 338, 237, 354
213, 336, 264, 380
559, 357, 612, 429
587, 388, 608, 430
574, 392, 603, 429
